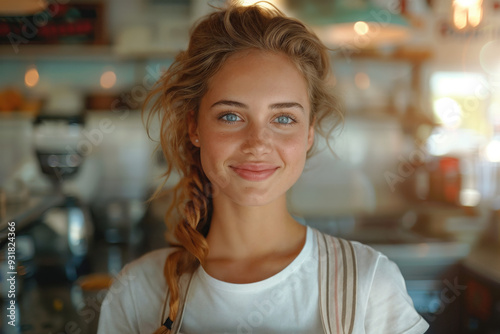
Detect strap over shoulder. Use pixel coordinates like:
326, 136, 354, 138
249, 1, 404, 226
315, 229, 358, 334
154, 271, 195, 334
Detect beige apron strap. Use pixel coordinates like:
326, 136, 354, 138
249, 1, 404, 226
316, 229, 332, 334
315, 228, 357, 334
337, 238, 357, 334
153, 283, 171, 334
154, 271, 195, 334
170, 272, 195, 333
159, 287, 170, 328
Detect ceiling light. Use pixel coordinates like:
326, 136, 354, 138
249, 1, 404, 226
452, 0, 483, 29
289, 0, 410, 47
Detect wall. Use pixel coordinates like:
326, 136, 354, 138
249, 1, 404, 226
1, 0, 466, 217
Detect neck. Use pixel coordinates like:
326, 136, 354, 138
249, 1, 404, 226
205, 194, 305, 260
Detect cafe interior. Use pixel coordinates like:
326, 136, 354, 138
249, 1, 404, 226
1, 0, 500, 333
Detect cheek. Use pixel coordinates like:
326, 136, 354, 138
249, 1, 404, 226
281, 129, 311, 151
198, 132, 235, 183
278, 135, 309, 164
201, 130, 234, 156
200, 138, 225, 168
199, 147, 230, 190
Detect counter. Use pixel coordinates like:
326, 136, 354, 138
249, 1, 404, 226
460, 242, 500, 332
1, 192, 65, 243
0, 207, 478, 334
1, 240, 145, 334
463, 243, 500, 284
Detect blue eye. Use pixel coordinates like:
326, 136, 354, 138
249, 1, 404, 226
276, 115, 292, 124
220, 113, 240, 123
274, 114, 296, 126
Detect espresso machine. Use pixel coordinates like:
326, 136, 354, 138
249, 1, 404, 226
31, 113, 94, 283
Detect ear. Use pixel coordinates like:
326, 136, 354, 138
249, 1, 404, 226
188, 110, 200, 147
307, 116, 315, 151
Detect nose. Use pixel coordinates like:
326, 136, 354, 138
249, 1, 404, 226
241, 123, 272, 156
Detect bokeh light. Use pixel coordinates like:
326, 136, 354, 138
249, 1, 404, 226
25, 67, 39, 88
354, 21, 369, 36
433, 97, 463, 128
100, 70, 117, 89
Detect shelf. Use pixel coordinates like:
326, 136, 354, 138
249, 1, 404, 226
332, 46, 433, 63
1, 43, 433, 62
0, 44, 115, 60
0, 44, 179, 61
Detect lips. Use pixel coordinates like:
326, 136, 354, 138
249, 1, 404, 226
229, 163, 279, 181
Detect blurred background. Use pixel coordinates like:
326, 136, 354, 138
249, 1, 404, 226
1, 0, 500, 333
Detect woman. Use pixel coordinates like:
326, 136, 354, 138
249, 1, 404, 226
98, 3, 429, 334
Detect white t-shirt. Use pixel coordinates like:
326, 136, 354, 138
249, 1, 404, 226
97, 226, 429, 334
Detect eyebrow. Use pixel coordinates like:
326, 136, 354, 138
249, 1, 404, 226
210, 100, 305, 113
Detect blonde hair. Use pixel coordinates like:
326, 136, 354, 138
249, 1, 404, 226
143, 2, 342, 330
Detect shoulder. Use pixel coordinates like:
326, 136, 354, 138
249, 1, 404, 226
98, 247, 179, 334
313, 227, 403, 288
121, 247, 177, 277
105, 246, 178, 301
348, 239, 391, 280
112, 247, 180, 298
312, 229, 429, 334
312, 227, 383, 270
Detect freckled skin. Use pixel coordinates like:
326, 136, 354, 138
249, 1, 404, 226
190, 49, 314, 208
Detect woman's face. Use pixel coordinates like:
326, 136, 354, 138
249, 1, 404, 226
189, 49, 314, 207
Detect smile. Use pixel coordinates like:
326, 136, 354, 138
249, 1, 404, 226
229, 165, 279, 181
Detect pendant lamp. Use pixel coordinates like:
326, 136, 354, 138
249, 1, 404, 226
289, 0, 410, 47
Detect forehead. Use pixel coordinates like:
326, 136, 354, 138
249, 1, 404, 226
203, 49, 310, 105
215, 49, 302, 79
